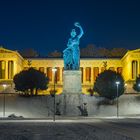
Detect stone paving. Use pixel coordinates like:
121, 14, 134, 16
0, 118, 138, 140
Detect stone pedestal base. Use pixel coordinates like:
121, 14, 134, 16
57, 94, 84, 116
56, 70, 83, 116
63, 70, 82, 94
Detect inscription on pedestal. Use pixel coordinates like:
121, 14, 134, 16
63, 70, 82, 94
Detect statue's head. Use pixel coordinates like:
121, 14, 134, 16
71, 29, 76, 38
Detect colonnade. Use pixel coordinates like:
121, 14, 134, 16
0, 60, 14, 79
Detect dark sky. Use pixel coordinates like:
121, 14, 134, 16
0, 0, 140, 56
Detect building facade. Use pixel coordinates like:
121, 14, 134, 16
0, 47, 140, 94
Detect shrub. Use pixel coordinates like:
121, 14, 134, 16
13, 68, 49, 95
133, 75, 140, 92
93, 70, 125, 99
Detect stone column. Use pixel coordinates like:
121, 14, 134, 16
13, 61, 17, 76
114, 67, 116, 72
44, 67, 46, 74
83, 68, 86, 84
5, 61, 8, 79
135, 61, 137, 78
138, 60, 140, 76
91, 67, 93, 84
99, 67, 102, 74
60, 67, 63, 84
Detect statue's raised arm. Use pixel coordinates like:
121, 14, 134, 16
74, 22, 84, 39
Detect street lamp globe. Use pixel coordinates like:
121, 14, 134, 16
3, 84, 7, 89
138, 83, 140, 87
115, 81, 120, 85
52, 67, 57, 73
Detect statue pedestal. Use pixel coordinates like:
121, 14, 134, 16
57, 70, 83, 116
63, 70, 82, 94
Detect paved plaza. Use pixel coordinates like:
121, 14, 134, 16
0, 118, 139, 140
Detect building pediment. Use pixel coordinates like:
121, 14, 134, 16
129, 49, 140, 58
0, 49, 11, 53
130, 49, 140, 54
133, 51, 140, 53
121, 49, 140, 60
0, 47, 14, 54
0, 46, 24, 60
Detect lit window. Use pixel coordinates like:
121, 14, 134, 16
117, 67, 122, 74
39, 67, 44, 73
94, 67, 99, 81
132, 60, 138, 79
47, 67, 52, 81
8, 61, 14, 79
86, 67, 91, 81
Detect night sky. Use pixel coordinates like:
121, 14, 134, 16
0, 0, 140, 56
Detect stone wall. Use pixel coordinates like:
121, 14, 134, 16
0, 94, 140, 118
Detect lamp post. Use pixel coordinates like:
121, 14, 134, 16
3, 84, 7, 117
138, 84, 140, 93
115, 81, 120, 118
52, 67, 57, 122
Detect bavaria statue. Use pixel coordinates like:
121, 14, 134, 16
63, 22, 84, 70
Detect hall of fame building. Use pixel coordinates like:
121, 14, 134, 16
0, 46, 140, 94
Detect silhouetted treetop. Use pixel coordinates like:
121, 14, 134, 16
19, 48, 39, 58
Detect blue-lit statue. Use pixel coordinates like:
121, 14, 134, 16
63, 22, 84, 70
